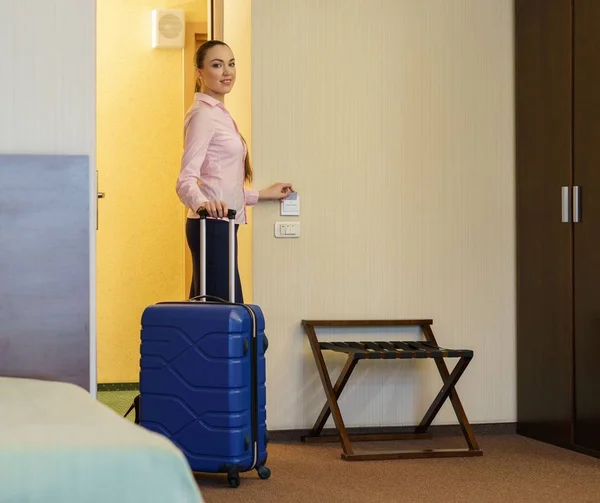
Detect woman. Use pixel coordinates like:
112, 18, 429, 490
176, 40, 293, 302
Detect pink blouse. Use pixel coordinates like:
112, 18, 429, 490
176, 92, 259, 224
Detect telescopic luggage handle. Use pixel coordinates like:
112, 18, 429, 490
198, 208, 237, 303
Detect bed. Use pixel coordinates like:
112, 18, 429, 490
0, 377, 204, 503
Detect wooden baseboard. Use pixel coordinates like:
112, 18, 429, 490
269, 422, 516, 442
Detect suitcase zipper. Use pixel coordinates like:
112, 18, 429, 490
239, 304, 259, 471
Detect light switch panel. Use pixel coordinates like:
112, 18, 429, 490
274, 221, 300, 238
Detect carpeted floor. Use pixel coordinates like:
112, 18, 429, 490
98, 391, 600, 503
194, 436, 600, 503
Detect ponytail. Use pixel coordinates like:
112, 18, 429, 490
240, 134, 253, 182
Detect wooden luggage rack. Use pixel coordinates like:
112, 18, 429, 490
301, 319, 483, 461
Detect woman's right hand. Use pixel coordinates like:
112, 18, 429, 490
198, 200, 229, 218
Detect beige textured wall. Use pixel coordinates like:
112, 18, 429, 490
251, 0, 515, 430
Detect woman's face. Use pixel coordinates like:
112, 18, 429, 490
198, 44, 236, 97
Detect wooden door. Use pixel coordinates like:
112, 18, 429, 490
515, 0, 575, 446
573, 0, 600, 453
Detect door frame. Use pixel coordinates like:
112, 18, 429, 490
182, 2, 223, 295
183, 22, 209, 297
184, 22, 208, 113
210, 0, 224, 40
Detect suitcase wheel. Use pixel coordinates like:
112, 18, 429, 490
227, 471, 241, 488
257, 465, 271, 480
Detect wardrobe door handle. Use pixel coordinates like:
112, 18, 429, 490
562, 186, 570, 223
573, 186, 581, 223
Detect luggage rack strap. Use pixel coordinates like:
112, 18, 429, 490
318, 340, 473, 359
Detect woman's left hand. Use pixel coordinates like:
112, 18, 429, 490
259, 182, 294, 201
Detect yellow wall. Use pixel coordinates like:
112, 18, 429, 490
223, 0, 253, 302
97, 0, 207, 382
186, 0, 207, 23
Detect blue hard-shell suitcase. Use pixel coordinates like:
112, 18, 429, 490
137, 209, 270, 488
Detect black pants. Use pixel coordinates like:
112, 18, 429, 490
186, 218, 244, 303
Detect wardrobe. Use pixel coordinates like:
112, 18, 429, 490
515, 0, 600, 457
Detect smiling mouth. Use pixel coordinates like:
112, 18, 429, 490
221, 79, 232, 85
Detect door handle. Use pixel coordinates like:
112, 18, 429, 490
95, 171, 105, 231
573, 186, 581, 223
562, 186, 570, 223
